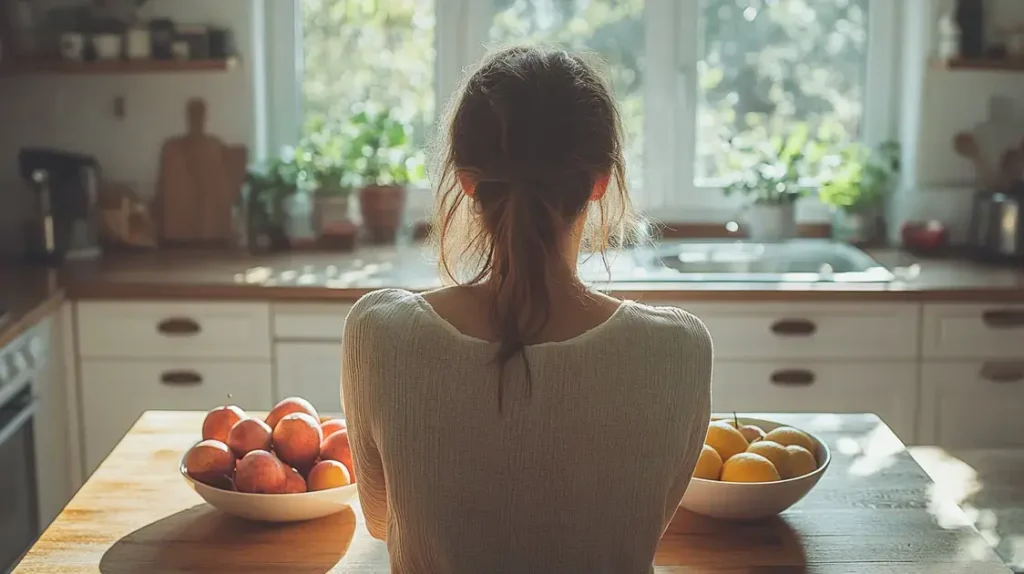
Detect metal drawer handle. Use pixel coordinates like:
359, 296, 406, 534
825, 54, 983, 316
981, 310, 1024, 329
160, 370, 203, 386
770, 319, 817, 336
770, 369, 816, 386
157, 317, 201, 336
980, 363, 1024, 384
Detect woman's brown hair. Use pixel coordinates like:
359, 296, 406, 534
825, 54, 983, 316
429, 45, 641, 407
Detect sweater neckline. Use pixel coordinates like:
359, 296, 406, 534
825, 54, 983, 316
410, 292, 633, 349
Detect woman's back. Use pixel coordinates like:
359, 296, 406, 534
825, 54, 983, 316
343, 288, 712, 573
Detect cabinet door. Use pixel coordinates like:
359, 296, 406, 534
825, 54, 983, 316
31, 313, 73, 530
274, 343, 344, 416
711, 361, 919, 443
80, 360, 273, 475
920, 361, 1024, 448
922, 303, 1024, 359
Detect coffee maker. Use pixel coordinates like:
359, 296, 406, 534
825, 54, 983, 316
19, 148, 102, 264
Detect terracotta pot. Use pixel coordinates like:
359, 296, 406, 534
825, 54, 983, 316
359, 185, 407, 243
313, 193, 352, 235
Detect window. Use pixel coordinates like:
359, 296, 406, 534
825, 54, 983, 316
276, 0, 893, 217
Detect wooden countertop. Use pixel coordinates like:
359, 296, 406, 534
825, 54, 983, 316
910, 447, 1024, 573
55, 245, 1024, 303
12, 411, 1014, 573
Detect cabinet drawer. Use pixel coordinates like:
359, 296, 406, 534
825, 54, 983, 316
274, 342, 344, 415
919, 361, 1024, 448
922, 303, 1024, 359
80, 360, 274, 475
272, 303, 353, 341
680, 303, 920, 360
77, 301, 271, 360
711, 361, 919, 442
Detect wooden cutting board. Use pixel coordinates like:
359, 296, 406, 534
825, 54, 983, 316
157, 98, 246, 246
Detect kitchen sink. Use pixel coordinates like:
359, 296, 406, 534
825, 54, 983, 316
578, 239, 895, 283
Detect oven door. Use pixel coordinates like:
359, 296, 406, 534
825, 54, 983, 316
0, 385, 38, 573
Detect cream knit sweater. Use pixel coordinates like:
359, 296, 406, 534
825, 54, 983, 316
341, 288, 713, 573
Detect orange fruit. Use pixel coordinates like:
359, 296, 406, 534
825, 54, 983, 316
272, 413, 322, 468
705, 421, 749, 462
184, 439, 235, 487
786, 445, 818, 477
226, 418, 272, 457
234, 450, 287, 494
720, 452, 781, 483
746, 440, 792, 479
307, 460, 351, 491
763, 427, 816, 455
266, 397, 319, 431
321, 418, 347, 439
283, 466, 307, 494
201, 405, 245, 443
693, 444, 723, 480
320, 430, 354, 480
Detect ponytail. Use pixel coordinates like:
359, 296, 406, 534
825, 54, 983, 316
474, 179, 567, 408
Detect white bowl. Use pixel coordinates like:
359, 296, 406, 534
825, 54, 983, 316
679, 417, 831, 521
180, 455, 358, 523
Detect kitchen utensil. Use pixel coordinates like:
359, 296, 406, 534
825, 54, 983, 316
92, 34, 122, 60
678, 417, 830, 521
953, 132, 995, 188
157, 99, 240, 245
967, 185, 1024, 263
180, 456, 358, 523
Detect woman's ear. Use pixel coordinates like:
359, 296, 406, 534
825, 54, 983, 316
590, 173, 610, 201
457, 172, 477, 197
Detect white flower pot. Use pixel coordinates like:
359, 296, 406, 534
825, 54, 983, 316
747, 202, 797, 242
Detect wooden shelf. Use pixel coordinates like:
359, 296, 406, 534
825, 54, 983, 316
935, 57, 1024, 72
0, 57, 239, 77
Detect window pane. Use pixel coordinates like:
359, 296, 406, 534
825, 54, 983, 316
695, 0, 869, 182
301, 0, 435, 150
489, 0, 645, 190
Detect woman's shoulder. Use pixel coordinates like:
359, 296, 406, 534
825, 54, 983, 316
620, 301, 713, 352
345, 288, 422, 334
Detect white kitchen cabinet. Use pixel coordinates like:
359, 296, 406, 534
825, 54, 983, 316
679, 302, 921, 360
77, 301, 272, 360
919, 361, 1024, 448
274, 342, 344, 415
272, 303, 353, 341
922, 303, 1024, 359
32, 310, 74, 530
80, 359, 273, 474
712, 361, 920, 442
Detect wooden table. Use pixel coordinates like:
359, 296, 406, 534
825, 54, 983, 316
910, 447, 1024, 573
13, 412, 1015, 573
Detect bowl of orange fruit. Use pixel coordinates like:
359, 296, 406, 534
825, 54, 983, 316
180, 397, 358, 523
679, 415, 831, 521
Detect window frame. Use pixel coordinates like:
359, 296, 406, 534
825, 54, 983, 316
264, 0, 899, 223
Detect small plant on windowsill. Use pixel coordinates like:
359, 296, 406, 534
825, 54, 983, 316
342, 108, 425, 244
296, 120, 353, 235
721, 125, 817, 241
818, 140, 901, 246
242, 154, 301, 252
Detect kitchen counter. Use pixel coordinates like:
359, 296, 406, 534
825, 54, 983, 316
0, 266, 65, 348
59, 245, 1024, 302
12, 411, 1014, 573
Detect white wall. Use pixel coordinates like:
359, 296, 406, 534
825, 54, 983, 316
0, 0, 257, 253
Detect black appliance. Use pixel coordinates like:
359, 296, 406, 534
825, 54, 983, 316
967, 187, 1024, 263
0, 340, 39, 573
18, 148, 101, 265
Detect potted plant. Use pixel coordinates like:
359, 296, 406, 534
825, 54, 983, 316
242, 154, 300, 252
722, 126, 817, 242
819, 140, 900, 245
343, 109, 422, 244
296, 122, 353, 236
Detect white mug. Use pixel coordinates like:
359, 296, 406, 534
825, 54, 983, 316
60, 32, 85, 60
93, 33, 123, 61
